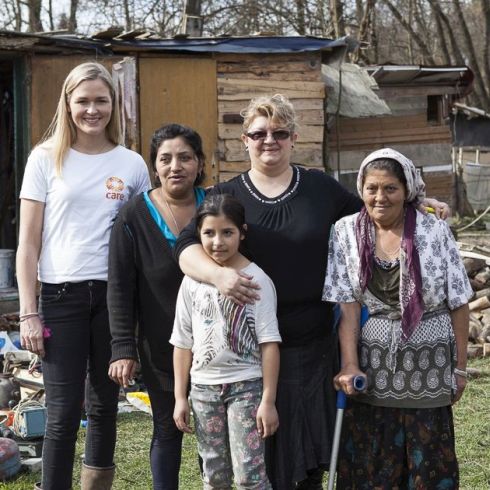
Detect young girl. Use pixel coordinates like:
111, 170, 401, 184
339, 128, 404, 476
171, 194, 281, 489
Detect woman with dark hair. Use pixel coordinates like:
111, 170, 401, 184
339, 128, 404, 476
107, 123, 206, 490
323, 148, 471, 488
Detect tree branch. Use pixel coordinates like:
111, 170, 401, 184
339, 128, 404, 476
379, 0, 435, 64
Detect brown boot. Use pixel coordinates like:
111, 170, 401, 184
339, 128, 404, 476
80, 462, 115, 490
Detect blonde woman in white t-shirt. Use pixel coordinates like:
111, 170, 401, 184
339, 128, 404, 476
16, 62, 149, 490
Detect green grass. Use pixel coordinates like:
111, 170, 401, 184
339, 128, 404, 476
2, 358, 489, 489
453, 358, 490, 490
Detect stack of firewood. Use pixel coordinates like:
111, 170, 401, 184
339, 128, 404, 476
462, 251, 490, 358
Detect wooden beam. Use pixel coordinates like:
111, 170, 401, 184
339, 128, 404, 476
378, 86, 461, 97
218, 98, 324, 113
217, 78, 325, 100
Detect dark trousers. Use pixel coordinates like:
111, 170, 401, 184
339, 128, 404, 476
40, 280, 119, 490
147, 387, 184, 490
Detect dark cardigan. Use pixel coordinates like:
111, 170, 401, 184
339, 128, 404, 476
108, 192, 183, 391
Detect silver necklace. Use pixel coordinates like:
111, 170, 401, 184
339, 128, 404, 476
161, 195, 180, 234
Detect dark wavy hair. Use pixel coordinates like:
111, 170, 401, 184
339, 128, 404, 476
196, 194, 246, 235
149, 123, 206, 187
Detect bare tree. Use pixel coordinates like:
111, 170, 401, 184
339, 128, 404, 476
330, 0, 345, 38
352, 0, 376, 63
28, 0, 43, 31
451, 0, 489, 103
481, 0, 490, 101
379, 0, 435, 63
68, 0, 78, 32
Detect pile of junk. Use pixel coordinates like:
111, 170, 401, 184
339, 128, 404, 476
0, 313, 46, 481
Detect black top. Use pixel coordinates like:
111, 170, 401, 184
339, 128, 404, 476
108, 193, 184, 390
175, 166, 362, 347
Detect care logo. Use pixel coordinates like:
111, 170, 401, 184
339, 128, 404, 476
106, 176, 125, 201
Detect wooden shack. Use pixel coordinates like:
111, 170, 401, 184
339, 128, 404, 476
327, 65, 473, 204
451, 103, 490, 214
0, 31, 346, 248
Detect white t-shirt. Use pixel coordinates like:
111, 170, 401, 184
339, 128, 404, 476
20, 145, 150, 283
170, 262, 281, 385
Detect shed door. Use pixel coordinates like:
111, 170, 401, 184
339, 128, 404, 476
139, 57, 217, 185
29, 55, 127, 147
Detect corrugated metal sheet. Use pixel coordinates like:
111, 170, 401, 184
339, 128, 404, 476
0, 30, 346, 55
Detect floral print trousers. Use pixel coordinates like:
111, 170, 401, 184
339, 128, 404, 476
190, 378, 271, 489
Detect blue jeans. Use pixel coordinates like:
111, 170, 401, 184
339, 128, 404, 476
40, 281, 119, 490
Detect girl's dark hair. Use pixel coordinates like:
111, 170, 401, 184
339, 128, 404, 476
363, 158, 407, 190
149, 123, 206, 187
196, 194, 246, 233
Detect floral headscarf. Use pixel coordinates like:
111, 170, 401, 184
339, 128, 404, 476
356, 148, 426, 205
355, 148, 425, 343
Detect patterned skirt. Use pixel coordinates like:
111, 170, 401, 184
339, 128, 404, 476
336, 401, 459, 489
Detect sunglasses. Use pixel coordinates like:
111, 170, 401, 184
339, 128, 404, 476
246, 130, 291, 142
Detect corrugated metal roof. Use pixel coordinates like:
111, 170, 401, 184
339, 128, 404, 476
367, 65, 471, 87
0, 30, 346, 54
105, 36, 347, 53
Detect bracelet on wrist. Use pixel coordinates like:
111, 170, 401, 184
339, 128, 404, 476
454, 367, 467, 378
19, 312, 39, 322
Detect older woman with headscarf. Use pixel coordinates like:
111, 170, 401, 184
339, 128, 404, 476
322, 148, 472, 489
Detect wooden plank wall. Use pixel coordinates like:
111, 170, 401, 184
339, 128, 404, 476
423, 171, 453, 207
328, 112, 451, 152
138, 57, 218, 186
215, 52, 325, 182
30, 55, 118, 146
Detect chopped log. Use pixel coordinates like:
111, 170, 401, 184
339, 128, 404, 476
463, 257, 487, 277
469, 321, 482, 342
475, 287, 490, 299
469, 296, 490, 311
479, 310, 490, 329
467, 344, 484, 358
470, 278, 487, 292
459, 250, 490, 270
474, 268, 490, 286
481, 325, 490, 343
484, 343, 490, 357
466, 367, 482, 377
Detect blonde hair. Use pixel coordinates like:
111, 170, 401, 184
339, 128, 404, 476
241, 94, 297, 133
40, 62, 122, 176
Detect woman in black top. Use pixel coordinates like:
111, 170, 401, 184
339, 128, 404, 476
107, 124, 206, 490
175, 94, 449, 489
175, 95, 360, 489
